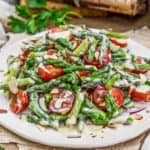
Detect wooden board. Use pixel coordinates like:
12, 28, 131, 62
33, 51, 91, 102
21, 0, 107, 17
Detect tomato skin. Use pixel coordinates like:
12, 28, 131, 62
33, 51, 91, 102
84, 50, 111, 68
47, 49, 57, 55
21, 50, 29, 62
49, 88, 75, 114
76, 71, 90, 78
109, 38, 127, 48
49, 27, 65, 33
10, 90, 28, 114
109, 88, 124, 107
38, 65, 63, 81
129, 87, 150, 101
92, 85, 107, 111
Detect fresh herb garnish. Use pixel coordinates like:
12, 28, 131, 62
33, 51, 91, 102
8, 1, 81, 34
0, 146, 5, 150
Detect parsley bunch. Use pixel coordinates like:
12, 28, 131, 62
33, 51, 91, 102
8, 0, 81, 34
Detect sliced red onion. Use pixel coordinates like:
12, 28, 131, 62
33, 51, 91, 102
129, 106, 146, 115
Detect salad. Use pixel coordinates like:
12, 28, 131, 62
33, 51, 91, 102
0, 25, 150, 131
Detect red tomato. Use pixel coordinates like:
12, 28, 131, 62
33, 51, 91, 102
92, 85, 107, 110
129, 87, 150, 101
109, 88, 124, 107
109, 38, 127, 48
76, 71, 90, 78
49, 88, 75, 114
21, 50, 29, 62
38, 65, 63, 81
10, 90, 28, 114
84, 50, 111, 68
49, 27, 65, 33
47, 49, 57, 55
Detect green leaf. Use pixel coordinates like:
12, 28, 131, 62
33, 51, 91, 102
50, 6, 81, 25
27, 0, 47, 9
0, 146, 5, 150
27, 18, 37, 34
8, 16, 26, 33
49, 6, 70, 25
16, 5, 31, 18
36, 11, 51, 31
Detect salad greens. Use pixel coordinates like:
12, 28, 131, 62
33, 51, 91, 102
0, 25, 150, 132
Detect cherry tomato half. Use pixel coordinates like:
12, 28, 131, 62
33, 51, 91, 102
49, 88, 75, 114
10, 90, 28, 114
129, 87, 150, 101
49, 27, 65, 33
76, 71, 90, 78
92, 86, 124, 111
21, 50, 29, 62
84, 50, 111, 68
109, 38, 127, 48
109, 88, 124, 107
38, 65, 63, 81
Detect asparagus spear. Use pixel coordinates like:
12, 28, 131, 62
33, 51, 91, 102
45, 59, 71, 68
28, 93, 59, 129
23, 70, 44, 84
66, 90, 85, 125
90, 66, 110, 77
55, 43, 67, 51
77, 114, 86, 132
106, 74, 120, 89
63, 65, 97, 73
22, 114, 50, 126
99, 35, 109, 64
88, 39, 99, 61
82, 99, 106, 120
29, 93, 49, 119
50, 114, 68, 121
81, 73, 108, 88
111, 50, 126, 61
27, 73, 79, 93
0, 84, 9, 90
82, 31, 103, 40
99, 30, 128, 39
73, 39, 89, 56
55, 38, 73, 49
22, 114, 59, 129
0, 78, 35, 90
134, 64, 150, 71
17, 78, 35, 87
105, 93, 120, 117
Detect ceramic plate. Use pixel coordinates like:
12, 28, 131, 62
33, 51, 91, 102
0, 30, 150, 148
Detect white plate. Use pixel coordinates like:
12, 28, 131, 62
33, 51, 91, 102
0, 30, 150, 148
